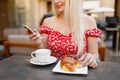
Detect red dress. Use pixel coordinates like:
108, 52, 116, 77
39, 25, 102, 59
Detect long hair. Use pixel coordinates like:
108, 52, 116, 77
52, 0, 84, 56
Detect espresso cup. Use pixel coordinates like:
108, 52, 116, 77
31, 49, 51, 58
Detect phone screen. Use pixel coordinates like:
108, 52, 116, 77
22, 25, 33, 34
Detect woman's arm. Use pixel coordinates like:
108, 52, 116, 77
85, 15, 99, 59
79, 15, 99, 68
26, 18, 52, 49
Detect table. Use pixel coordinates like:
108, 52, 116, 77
105, 27, 120, 54
0, 55, 120, 80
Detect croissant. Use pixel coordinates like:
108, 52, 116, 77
60, 56, 80, 72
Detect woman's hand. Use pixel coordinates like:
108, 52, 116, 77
78, 53, 98, 68
26, 29, 43, 46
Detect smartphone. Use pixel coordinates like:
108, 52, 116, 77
22, 25, 33, 34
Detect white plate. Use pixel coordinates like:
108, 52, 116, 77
52, 61, 88, 74
29, 56, 57, 65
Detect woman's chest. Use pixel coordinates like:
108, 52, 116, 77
47, 32, 78, 52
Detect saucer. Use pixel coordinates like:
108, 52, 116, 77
29, 56, 57, 65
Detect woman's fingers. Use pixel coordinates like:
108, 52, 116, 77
29, 33, 36, 40
81, 54, 91, 66
78, 53, 87, 61
84, 57, 93, 66
28, 30, 43, 45
79, 54, 91, 65
78, 53, 98, 68
89, 60, 98, 68
31, 36, 39, 41
34, 30, 43, 39
25, 29, 31, 35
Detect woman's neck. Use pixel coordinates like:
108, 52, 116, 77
55, 16, 65, 25
57, 12, 64, 18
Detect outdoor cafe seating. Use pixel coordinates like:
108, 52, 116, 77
105, 16, 120, 49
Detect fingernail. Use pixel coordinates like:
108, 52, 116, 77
78, 58, 82, 61
40, 37, 43, 39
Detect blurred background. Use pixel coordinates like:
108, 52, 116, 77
0, 0, 120, 62
0, 0, 116, 29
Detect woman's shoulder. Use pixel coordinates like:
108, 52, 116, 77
83, 14, 97, 30
42, 16, 55, 29
83, 14, 102, 37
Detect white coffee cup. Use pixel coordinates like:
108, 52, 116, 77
31, 49, 51, 58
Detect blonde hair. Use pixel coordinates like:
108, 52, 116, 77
52, 0, 84, 56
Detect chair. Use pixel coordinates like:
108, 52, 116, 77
4, 35, 37, 57
4, 41, 38, 57
105, 16, 119, 48
106, 16, 119, 28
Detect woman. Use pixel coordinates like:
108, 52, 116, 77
27, 0, 102, 68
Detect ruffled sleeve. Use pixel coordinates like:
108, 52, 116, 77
39, 25, 53, 34
85, 28, 102, 37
